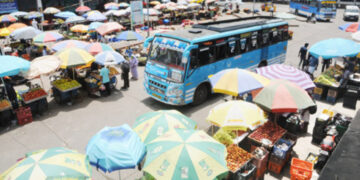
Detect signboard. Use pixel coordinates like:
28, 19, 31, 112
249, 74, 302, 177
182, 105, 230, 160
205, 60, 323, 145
130, 1, 143, 26
0, 0, 17, 14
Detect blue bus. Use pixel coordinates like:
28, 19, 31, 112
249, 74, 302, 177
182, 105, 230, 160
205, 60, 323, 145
290, 0, 337, 21
143, 16, 290, 105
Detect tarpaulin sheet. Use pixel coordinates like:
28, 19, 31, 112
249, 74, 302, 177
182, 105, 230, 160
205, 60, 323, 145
319, 110, 360, 180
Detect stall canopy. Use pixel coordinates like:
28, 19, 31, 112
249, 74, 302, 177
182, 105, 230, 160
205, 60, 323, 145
10, 11, 28, 18
0, 147, 92, 180
10, 26, 42, 40
115, 31, 144, 41
338, 22, 360, 33
75, 6, 91, 13
55, 48, 95, 68
94, 51, 125, 65
52, 40, 89, 52
8, 23, 27, 31
256, 64, 315, 90
54, 11, 76, 19
0, 55, 30, 77
65, 15, 86, 24
0, 15, 17, 23
86, 124, 146, 172
96, 22, 123, 36
27, 56, 60, 79
43, 7, 61, 14
309, 38, 360, 59
85, 42, 114, 55
253, 79, 315, 113
33, 32, 64, 43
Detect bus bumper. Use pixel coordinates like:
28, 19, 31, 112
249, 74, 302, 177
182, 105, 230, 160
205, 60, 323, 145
144, 80, 186, 106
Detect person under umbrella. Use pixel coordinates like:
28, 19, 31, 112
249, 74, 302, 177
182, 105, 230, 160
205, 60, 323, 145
321, 58, 332, 72
3, 77, 18, 109
307, 55, 319, 77
98, 64, 111, 96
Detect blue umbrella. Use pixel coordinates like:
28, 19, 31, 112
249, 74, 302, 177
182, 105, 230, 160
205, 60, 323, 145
0, 56, 30, 77
309, 38, 360, 59
24, 12, 43, 19
65, 15, 86, 23
10, 11, 28, 18
10, 26, 42, 40
87, 12, 107, 22
54, 11, 76, 19
94, 51, 125, 65
88, 22, 104, 31
115, 31, 144, 41
86, 124, 146, 172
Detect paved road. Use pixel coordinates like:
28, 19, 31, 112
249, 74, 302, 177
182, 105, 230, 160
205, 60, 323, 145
0, 3, 358, 180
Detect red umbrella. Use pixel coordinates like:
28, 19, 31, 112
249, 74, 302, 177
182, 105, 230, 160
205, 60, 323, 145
253, 79, 315, 113
76, 6, 91, 13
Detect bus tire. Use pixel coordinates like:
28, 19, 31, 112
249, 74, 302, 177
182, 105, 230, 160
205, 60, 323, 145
258, 60, 268, 68
192, 83, 209, 106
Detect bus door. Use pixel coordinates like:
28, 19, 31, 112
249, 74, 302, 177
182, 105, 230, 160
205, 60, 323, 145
260, 29, 270, 61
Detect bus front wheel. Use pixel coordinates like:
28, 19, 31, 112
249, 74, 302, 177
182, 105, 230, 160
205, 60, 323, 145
192, 84, 209, 105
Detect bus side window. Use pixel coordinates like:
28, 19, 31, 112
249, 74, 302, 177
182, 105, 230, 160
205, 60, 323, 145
262, 30, 269, 46
198, 46, 215, 66
228, 37, 239, 56
215, 40, 228, 61
240, 38, 247, 53
251, 32, 258, 50
190, 49, 198, 69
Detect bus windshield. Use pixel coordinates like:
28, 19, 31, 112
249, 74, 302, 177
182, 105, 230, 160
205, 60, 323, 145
149, 37, 188, 71
321, 3, 336, 9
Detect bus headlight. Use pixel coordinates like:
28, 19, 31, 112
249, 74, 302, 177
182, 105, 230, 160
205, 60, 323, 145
167, 88, 183, 96
170, 71, 182, 82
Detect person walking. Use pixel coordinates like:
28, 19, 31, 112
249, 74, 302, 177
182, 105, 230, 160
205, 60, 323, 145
121, 61, 130, 90
298, 43, 309, 70
307, 55, 319, 77
321, 58, 332, 72
130, 55, 139, 80
31, 19, 38, 29
99, 65, 111, 96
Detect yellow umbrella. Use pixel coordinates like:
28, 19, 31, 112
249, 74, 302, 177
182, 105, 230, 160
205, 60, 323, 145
55, 48, 95, 68
0, 28, 11, 37
150, 1, 161, 5
207, 100, 267, 131
70, 24, 88, 33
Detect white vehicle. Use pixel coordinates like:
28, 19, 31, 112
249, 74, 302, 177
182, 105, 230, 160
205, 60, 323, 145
214, 0, 242, 7
343, 5, 359, 21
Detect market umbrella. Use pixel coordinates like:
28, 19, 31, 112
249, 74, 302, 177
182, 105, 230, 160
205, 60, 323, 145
33, 32, 64, 43
207, 100, 267, 131
24, 11, 43, 19
55, 48, 95, 68
70, 24, 88, 33
10, 11, 28, 18
0, 147, 92, 180
178, 0, 188, 5
76, 5, 91, 13
27, 55, 60, 79
339, 22, 360, 32
104, 10, 117, 17
8, 23, 27, 31
86, 12, 107, 22
115, 31, 144, 41
205, 0, 216, 4
144, 129, 228, 180
352, 31, 360, 41
51, 40, 89, 52
166, 2, 177, 6
133, 110, 197, 144
96, 22, 123, 36
275, 12, 296, 20
256, 64, 315, 90
188, 3, 201, 8
105, 2, 120, 10
94, 51, 125, 65
0, 28, 11, 37
10, 26, 42, 40
65, 15, 86, 24
119, 2, 129, 8
86, 124, 146, 172
154, 4, 167, 10
43, 7, 61, 14
0, 55, 30, 77
55, 11, 76, 19
309, 38, 360, 59
253, 79, 315, 113
88, 22, 103, 31
85, 42, 114, 55
143, 8, 161, 15
150, 1, 161, 6
0, 15, 17, 23
83, 10, 101, 18
114, 10, 129, 17
209, 68, 270, 96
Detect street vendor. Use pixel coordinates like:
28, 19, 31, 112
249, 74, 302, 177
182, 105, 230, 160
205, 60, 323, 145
130, 54, 139, 80
99, 65, 111, 96
3, 77, 18, 109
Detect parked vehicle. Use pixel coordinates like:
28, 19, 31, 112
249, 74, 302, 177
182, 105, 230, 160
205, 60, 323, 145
343, 5, 359, 21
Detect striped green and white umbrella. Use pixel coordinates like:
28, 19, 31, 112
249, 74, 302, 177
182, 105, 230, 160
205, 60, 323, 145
0, 147, 92, 180
133, 110, 197, 144
144, 129, 228, 180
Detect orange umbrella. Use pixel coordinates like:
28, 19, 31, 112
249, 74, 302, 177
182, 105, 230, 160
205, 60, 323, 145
8, 23, 27, 32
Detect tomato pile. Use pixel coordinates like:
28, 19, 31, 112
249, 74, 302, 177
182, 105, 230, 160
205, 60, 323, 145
248, 121, 286, 146
226, 144, 253, 172
23, 88, 47, 102
0, 99, 11, 110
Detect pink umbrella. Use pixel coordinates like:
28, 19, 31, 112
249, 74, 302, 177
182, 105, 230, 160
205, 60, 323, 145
96, 22, 123, 36
76, 6, 91, 13
256, 64, 315, 90
85, 43, 113, 55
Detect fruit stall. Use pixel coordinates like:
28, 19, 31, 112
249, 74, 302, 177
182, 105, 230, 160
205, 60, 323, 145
84, 67, 119, 97
226, 144, 255, 179
313, 66, 342, 104
0, 99, 12, 126
51, 78, 82, 104
21, 87, 48, 116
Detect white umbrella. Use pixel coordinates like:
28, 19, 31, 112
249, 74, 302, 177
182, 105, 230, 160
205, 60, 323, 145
10, 26, 42, 40
65, 16, 86, 23
188, 3, 201, 9
352, 31, 360, 42
27, 56, 61, 79
10, 11, 28, 17
178, 1, 188, 5
142, 8, 161, 15
114, 10, 129, 16
43, 7, 61, 14
104, 10, 117, 17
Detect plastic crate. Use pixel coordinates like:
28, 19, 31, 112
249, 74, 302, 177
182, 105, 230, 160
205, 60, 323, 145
235, 163, 256, 180
272, 138, 292, 159
15, 107, 33, 126
268, 160, 285, 174
290, 158, 313, 180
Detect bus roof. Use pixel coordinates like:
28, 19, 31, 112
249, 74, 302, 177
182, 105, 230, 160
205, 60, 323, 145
157, 16, 288, 43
